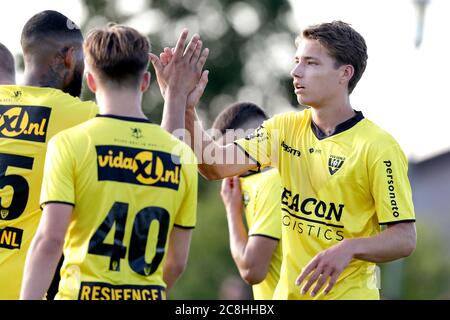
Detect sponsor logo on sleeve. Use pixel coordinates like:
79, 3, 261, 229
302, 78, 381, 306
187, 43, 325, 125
384, 160, 400, 218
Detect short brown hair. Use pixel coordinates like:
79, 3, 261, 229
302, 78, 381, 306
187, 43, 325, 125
212, 102, 268, 139
299, 21, 368, 94
84, 24, 150, 87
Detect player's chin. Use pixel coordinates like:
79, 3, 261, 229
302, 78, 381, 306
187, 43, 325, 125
297, 95, 309, 107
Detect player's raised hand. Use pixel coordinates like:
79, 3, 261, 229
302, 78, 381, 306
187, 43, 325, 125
220, 176, 244, 217
150, 29, 209, 98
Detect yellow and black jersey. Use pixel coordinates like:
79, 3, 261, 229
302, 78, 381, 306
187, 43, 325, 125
0, 85, 98, 299
235, 108, 415, 300
240, 168, 282, 300
40, 115, 198, 300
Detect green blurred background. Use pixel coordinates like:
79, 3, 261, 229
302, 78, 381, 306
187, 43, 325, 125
11, 0, 449, 299
78, 0, 450, 300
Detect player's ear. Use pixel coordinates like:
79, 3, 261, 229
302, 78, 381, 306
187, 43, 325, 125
86, 72, 97, 93
140, 71, 150, 93
340, 64, 354, 86
63, 47, 76, 71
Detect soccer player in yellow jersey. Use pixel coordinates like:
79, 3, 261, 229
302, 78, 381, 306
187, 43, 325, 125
156, 21, 417, 300
20, 25, 207, 300
0, 11, 98, 300
0, 43, 15, 84
213, 103, 282, 300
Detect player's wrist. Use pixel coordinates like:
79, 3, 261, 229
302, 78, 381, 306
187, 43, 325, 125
164, 88, 188, 108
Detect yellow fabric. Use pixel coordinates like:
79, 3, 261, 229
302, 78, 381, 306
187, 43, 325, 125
235, 108, 415, 300
240, 168, 282, 300
0, 85, 98, 299
40, 115, 197, 300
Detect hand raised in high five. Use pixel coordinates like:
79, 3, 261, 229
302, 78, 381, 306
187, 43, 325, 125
150, 29, 209, 98
158, 46, 209, 111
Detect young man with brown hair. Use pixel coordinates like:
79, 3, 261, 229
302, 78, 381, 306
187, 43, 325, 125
20, 25, 207, 300
154, 21, 416, 299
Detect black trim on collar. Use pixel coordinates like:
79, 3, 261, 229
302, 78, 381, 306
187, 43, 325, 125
96, 114, 153, 124
311, 110, 364, 140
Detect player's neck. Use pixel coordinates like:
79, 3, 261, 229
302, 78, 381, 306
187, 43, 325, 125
310, 96, 354, 137
96, 88, 147, 119
23, 66, 64, 90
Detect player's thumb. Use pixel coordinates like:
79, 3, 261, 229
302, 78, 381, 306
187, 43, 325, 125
196, 70, 209, 93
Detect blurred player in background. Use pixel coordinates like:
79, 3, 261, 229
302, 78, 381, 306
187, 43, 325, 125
0, 43, 15, 84
155, 21, 416, 300
20, 25, 205, 300
214, 103, 282, 300
0, 10, 98, 300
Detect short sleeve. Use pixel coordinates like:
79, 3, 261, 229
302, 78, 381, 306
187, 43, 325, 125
248, 171, 282, 240
40, 134, 76, 207
369, 144, 415, 224
234, 117, 277, 170
173, 150, 198, 229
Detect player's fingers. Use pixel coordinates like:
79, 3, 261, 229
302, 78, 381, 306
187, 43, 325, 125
187, 70, 209, 111
163, 47, 173, 62
149, 53, 163, 74
197, 70, 209, 91
173, 29, 189, 59
300, 267, 322, 295
160, 52, 169, 66
196, 48, 209, 73
190, 40, 202, 65
323, 272, 339, 296
183, 34, 200, 61
232, 176, 241, 194
189, 70, 209, 104
220, 177, 230, 194
311, 269, 332, 297
295, 258, 318, 287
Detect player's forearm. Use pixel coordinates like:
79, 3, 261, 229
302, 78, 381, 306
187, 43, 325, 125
20, 234, 64, 300
345, 222, 416, 263
161, 88, 188, 134
163, 263, 185, 291
226, 210, 258, 283
185, 107, 222, 179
